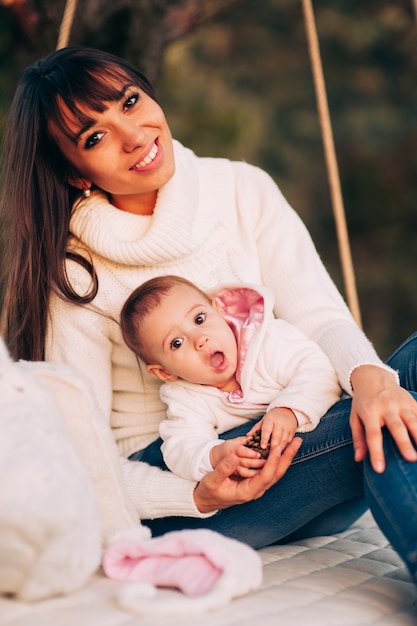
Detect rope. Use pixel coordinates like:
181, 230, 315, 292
56, 0, 78, 50
302, 0, 362, 326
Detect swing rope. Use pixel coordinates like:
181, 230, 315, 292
302, 0, 362, 326
56, 0, 78, 50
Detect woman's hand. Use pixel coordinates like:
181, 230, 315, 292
193, 437, 302, 513
350, 365, 417, 472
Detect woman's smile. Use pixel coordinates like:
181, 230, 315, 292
130, 141, 159, 170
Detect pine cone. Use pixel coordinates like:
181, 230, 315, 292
245, 431, 270, 459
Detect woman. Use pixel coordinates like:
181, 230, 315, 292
1, 47, 417, 580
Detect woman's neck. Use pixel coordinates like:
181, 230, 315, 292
110, 190, 157, 215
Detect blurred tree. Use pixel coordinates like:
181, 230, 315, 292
0, 0, 247, 92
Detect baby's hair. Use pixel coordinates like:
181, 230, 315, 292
120, 275, 210, 364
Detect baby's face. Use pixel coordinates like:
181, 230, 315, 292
143, 284, 238, 390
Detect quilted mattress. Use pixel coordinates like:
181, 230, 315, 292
1, 512, 416, 626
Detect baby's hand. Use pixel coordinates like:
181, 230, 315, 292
246, 408, 298, 457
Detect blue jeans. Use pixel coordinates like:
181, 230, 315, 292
135, 333, 417, 582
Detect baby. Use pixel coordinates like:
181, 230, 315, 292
120, 275, 342, 482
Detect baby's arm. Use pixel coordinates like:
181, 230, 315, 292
160, 384, 264, 480
259, 319, 341, 434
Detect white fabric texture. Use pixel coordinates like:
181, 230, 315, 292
45, 140, 398, 521
0, 340, 101, 601
159, 283, 341, 481
1, 513, 416, 624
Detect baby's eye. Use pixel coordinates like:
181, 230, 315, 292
124, 92, 139, 110
194, 312, 206, 325
85, 131, 105, 149
170, 337, 184, 350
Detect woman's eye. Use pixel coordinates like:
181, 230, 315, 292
170, 337, 183, 350
124, 92, 139, 110
85, 131, 104, 149
194, 312, 206, 325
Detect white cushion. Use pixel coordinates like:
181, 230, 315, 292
0, 340, 101, 600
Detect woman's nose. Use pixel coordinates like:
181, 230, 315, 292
119, 119, 146, 152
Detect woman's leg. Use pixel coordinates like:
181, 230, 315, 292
129, 439, 168, 470
143, 398, 366, 547
361, 333, 417, 581
386, 331, 417, 390
290, 331, 417, 544
363, 411, 417, 583
274, 496, 367, 543
285, 336, 417, 580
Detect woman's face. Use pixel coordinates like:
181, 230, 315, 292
50, 84, 175, 215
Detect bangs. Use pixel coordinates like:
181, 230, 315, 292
52, 65, 149, 142
31, 48, 157, 144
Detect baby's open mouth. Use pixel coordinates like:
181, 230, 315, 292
209, 351, 225, 368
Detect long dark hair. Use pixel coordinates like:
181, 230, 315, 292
0, 47, 157, 361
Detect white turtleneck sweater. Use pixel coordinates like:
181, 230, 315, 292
45, 140, 396, 520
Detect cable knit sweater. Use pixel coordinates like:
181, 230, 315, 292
45, 140, 397, 520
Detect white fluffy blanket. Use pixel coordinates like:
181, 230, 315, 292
0, 339, 261, 615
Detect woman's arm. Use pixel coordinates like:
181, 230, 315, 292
121, 436, 302, 518
233, 165, 417, 467
235, 163, 396, 394
46, 293, 114, 418
262, 320, 341, 430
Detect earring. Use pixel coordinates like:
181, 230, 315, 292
82, 188, 91, 198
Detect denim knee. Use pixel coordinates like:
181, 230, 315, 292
386, 332, 417, 390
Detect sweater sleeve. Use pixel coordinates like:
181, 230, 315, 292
233, 163, 399, 393
159, 384, 223, 482
120, 456, 215, 519
46, 290, 113, 419
261, 320, 342, 430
